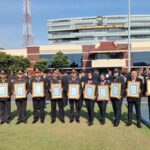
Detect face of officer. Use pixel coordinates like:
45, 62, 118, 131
1, 73, 7, 79
100, 74, 105, 81
114, 72, 119, 77
131, 70, 137, 78
88, 73, 92, 80
35, 72, 41, 78
53, 72, 59, 78
17, 73, 24, 79
81, 72, 85, 77
71, 72, 77, 78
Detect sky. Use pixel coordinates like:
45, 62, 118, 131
0, 0, 150, 49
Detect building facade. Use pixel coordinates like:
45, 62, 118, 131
1, 41, 150, 74
47, 15, 150, 45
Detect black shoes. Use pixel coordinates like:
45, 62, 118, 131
16, 120, 22, 125
76, 119, 80, 123
88, 122, 93, 126
41, 120, 44, 124
69, 119, 74, 123
61, 120, 65, 123
32, 119, 38, 124
126, 122, 132, 126
0, 121, 5, 125
113, 122, 120, 127
137, 123, 142, 128
51, 120, 56, 124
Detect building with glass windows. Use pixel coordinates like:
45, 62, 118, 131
1, 41, 150, 74
47, 15, 150, 45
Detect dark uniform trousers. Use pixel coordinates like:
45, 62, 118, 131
128, 100, 141, 124
0, 78, 12, 122
16, 99, 27, 122
97, 80, 110, 124
97, 101, 108, 123
85, 100, 95, 123
68, 77, 81, 121
51, 99, 64, 121
110, 77, 125, 124
33, 98, 45, 121
0, 100, 11, 122
127, 77, 143, 125
111, 98, 123, 123
69, 99, 80, 121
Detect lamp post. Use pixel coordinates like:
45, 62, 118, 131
128, 0, 131, 72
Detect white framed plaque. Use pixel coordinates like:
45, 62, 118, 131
32, 82, 44, 97
14, 83, 26, 99
51, 83, 63, 99
127, 81, 140, 98
0, 83, 9, 98
68, 84, 80, 100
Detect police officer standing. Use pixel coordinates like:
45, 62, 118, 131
13, 69, 29, 124
126, 69, 143, 128
68, 69, 81, 123
83, 72, 96, 126
97, 73, 110, 125
49, 69, 65, 124
0, 70, 11, 124
30, 68, 47, 124
110, 69, 125, 127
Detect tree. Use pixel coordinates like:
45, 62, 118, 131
10, 56, 31, 74
34, 59, 48, 71
51, 51, 70, 68
0, 51, 31, 74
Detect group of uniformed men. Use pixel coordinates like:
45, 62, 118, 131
0, 67, 150, 129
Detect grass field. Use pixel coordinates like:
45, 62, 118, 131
0, 104, 150, 150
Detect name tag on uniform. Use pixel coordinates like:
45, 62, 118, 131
32, 82, 44, 97
0, 83, 9, 98
14, 83, 26, 99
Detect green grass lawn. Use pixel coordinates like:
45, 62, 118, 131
0, 104, 150, 150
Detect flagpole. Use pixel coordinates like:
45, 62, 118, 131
128, 0, 131, 72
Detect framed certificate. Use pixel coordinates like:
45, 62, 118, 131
83, 84, 96, 100
97, 85, 109, 101
14, 83, 26, 99
51, 84, 63, 99
32, 82, 44, 97
68, 84, 80, 100
127, 81, 140, 98
110, 83, 122, 99
0, 83, 9, 98
146, 79, 150, 95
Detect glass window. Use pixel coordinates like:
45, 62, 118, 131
133, 52, 150, 66
40, 53, 82, 67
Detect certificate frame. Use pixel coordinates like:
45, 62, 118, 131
83, 84, 96, 100
50, 83, 63, 99
68, 84, 80, 100
127, 81, 140, 98
14, 83, 26, 99
0, 83, 9, 98
97, 85, 109, 101
146, 79, 150, 95
110, 83, 122, 99
32, 82, 44, 98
